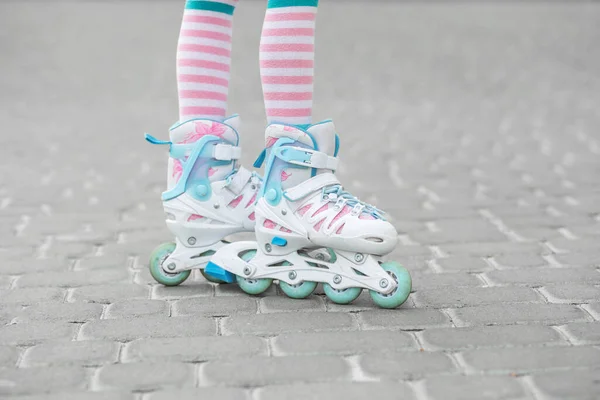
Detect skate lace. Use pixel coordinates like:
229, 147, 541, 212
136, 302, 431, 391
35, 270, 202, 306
322, 185, 384, 219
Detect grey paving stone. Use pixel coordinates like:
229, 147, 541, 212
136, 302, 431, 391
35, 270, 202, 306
16, 268, 130, 288
202, 356, 349, 386
171, 296, 257, 317
0, 288, 65, 305
531, 369, 600, 400
440, 242, 544, 257
424, 375, 527, 400
562, 322, 600, 344
148, 388, 250, 400
435, 256, 492, 273
413, 286, 540, 308
462, 346, 600, 373
70, 283, 149, 304
547, 238, 599, 253
493, 253, 548, 268
273, 330, 417, 356
105, 299, 169, 318
0, 258, 72, 275
15, 302, 103, 322
21, 340, 120, 367
542, 284, 600, 304
411, 219, 507, 244
411, 272, 482, 289
361, 351, 455, 380
0, 345, 20, 368
125, 336, 267, 362
0, 366, 88, 396
152, 283, 213, 299
0, 322, 77, 345
359, 309, 452, 330
2, 393, 134, 400
421, 325, 564, 350
485, 267, 600, 286
222, 312, 355, 335
97, 362, 195, 391
554, 252, 600, 267
260, 294, 326, 313
258, 382, 417, 400
586, 302, 600, 320
80, 316, 216, 341
450, 303, 589, 327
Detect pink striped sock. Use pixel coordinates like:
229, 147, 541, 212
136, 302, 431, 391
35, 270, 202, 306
260, 4, 317, 126
177, 0, 239, 122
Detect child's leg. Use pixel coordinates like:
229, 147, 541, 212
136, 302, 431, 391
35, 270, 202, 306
177, 0, 239, 122
260, 0, 318, 126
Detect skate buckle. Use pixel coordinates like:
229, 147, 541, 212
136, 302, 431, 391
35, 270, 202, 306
271, 237, 288, 247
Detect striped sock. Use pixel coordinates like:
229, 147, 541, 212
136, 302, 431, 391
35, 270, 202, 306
260, 0, 319, 126
177, 0, 239, 122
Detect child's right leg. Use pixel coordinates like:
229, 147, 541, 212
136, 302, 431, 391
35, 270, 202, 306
146, 0, 261, 286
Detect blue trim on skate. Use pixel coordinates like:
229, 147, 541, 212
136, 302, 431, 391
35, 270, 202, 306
271, 237, 287, 247
162, 135, 222, 201
204, 262, 236, 283
145, 134, 171, 146
257, 137, 295, 206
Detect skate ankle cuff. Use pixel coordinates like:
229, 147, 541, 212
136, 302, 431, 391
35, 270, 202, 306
274, 146, 338, 170
226, 167, 255, 195
284, 173, 340, 201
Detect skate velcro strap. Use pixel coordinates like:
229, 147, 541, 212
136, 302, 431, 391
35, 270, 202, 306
284, 173, 340, 201
227, 167, 253, 195
213, 144, 241, 161
274, 146, 338, 170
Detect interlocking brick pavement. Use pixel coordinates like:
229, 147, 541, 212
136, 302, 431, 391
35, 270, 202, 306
1, 1, 599, 399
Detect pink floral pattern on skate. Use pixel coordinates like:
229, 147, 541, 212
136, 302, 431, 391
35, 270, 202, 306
178, 121, 228, 144
313, 218, 326, 232
297, 204, 312, 217
265, 136, 278, 148
280, 227, 292, 233
172, 159, 183, 182
248, 212, 256, 221
228, 195, 243, 209
336, 223, 345, 234
312, 204, 328, 216
245, 193, 257, 208
187, 214, 204, 222
281, 171, 292, 182
283, 126, 296, 132
264, 219, 277, 229
328, 205, 352, 229
208, 167, 217, 177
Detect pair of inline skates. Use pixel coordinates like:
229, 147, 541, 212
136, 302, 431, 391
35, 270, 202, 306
145, 115, 411, 308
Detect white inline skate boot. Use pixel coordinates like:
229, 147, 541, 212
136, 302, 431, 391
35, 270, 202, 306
205, 120, 411, 308
145, 116, 261, 286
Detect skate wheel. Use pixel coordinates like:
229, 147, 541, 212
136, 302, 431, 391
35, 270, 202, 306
235, 249, 273, 295
149, 242, 191, 286
369, 261, 412, 309
323, 284, 362, 305
200, 269, 228, 284
280, 280, 317, 299
236, 276, 273, 295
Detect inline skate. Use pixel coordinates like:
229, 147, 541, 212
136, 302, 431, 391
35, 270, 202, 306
205, 120, 411, 308
145, 116, 261, 285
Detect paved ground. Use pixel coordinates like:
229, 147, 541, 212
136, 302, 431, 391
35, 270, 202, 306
1, 0, 600, 399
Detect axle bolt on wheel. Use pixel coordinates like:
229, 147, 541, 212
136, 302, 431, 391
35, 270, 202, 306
187, 237, 196, 245
243, 267, 251, 276
380, 279, 389, 288
315, 253, 325, 261
265, 244, 272, 253
333, 274, 342, 284
289, 271, 297, 280
355, 253, 364, 263
167, 263, 176, 271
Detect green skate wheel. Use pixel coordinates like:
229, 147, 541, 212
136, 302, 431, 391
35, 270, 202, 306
200, 269, 228, 284
323, 283, 362, 305
235, 249, 273, 295
280, 280, 318, 299
149, 242, 191, 286
237, 276, 273, 295
369, 261, 412, 309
